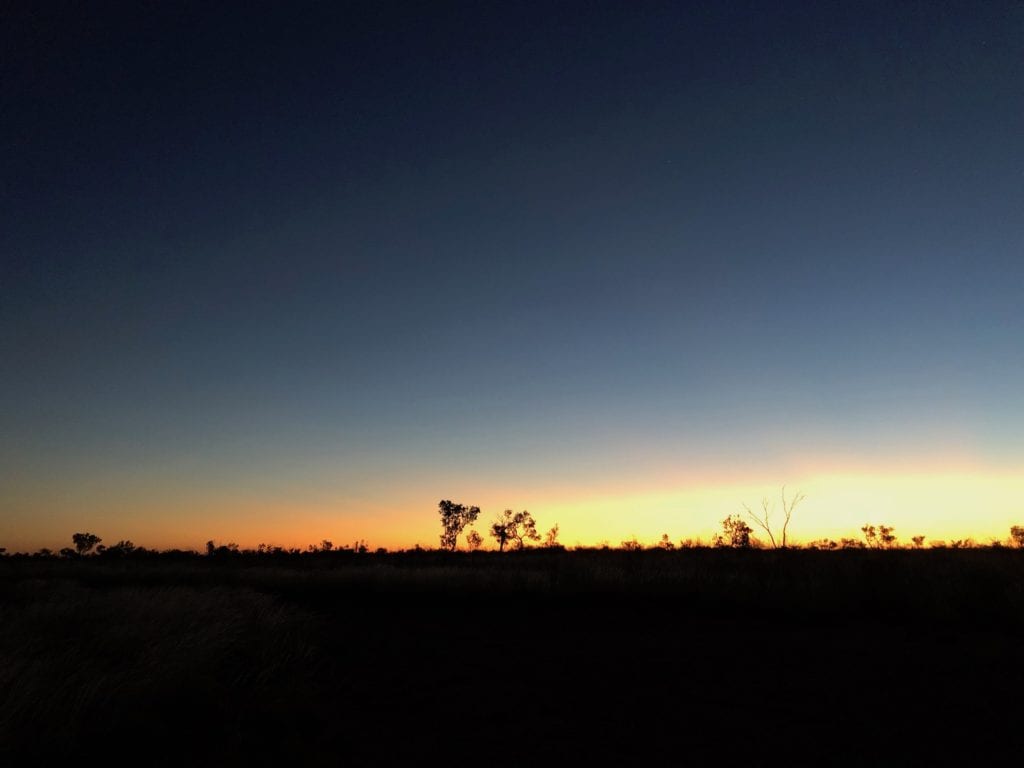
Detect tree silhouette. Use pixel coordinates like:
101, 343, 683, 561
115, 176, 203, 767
490, 517, 511, 551
438, 500, 480, 552
509, 511, 539, 549
205, 540, 239, 557
544, 524, 561, 548
72, 532, 102, 556
99, 540, 137, 558
489, 509, 540, 551
465, 530, 484, 552
743, 487, 804, 548
1010, 526, 1024, 548
862, 524, 897, 549
714, 515, 752, 548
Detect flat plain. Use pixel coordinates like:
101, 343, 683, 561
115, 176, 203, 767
2, 549, 1022, 765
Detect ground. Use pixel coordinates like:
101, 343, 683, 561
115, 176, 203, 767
2, 549, 1021, 765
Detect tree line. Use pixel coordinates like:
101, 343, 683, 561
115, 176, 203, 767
437, 499, 561, 552
5, 491, 1024, 557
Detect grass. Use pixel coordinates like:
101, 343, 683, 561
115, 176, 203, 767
2, 549, 1023, 764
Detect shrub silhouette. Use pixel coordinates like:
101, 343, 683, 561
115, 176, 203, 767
714, 515, 752, 548
72, 532, 102, 556
99, 540, 137, 558
878, 525, 898, 549
205, 540, 239, 557
465, 530, 484, 551
862, 524, 897, 549
808, 538, 838, 550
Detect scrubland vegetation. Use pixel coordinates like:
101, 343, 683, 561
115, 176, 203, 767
3, 520, 1024, 764
4, 501, 1024, 763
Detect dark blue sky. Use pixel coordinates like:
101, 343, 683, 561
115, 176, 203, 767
3, 1, 1022, 547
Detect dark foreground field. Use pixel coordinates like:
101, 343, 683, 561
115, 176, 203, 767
2, 549, 1023, 765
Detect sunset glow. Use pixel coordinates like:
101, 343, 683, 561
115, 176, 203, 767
5, 461, 1022, 553
4, 5, 1024, 765
2, 1, 1021, 556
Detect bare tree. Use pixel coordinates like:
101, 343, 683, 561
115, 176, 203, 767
743, 486, 804, 549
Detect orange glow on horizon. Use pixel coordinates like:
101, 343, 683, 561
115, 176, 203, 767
3, 460, 1023, 553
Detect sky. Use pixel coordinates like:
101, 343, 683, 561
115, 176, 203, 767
2, 1, 1022, 552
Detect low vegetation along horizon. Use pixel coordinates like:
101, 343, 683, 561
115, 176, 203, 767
6, 494, 1024, 558
6, 500, 1024, 765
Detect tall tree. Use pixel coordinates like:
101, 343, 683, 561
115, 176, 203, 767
438, 500, 480, 551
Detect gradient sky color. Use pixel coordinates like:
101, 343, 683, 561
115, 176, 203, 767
2, 1, 1022, 552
